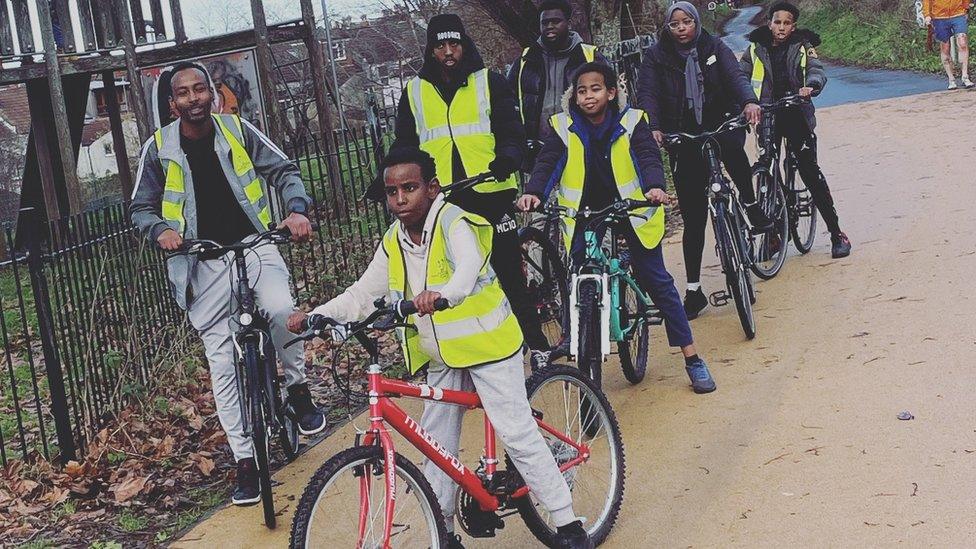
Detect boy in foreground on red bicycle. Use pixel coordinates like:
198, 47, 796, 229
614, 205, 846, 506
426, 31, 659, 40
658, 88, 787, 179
517, 62, 716, 394
288, 147, 593, 548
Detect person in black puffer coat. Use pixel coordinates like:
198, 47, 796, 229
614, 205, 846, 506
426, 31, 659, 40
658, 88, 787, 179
637, 2, 771, 320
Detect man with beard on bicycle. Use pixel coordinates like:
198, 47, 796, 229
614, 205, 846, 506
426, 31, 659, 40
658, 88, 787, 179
130, 61, 326, 506
289, 147, 594, 548
517, 62, 716, 394
637, 2, 772, 320
740, 1, 851, 258
385, 14, 554, 371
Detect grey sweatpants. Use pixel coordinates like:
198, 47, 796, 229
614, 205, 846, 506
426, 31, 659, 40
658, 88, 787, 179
420, 353, 576, 530
187, 241, 306, 461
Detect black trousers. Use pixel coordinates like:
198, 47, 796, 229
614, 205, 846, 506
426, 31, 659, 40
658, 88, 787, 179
447, 188, 550, 351
670, 128, 755, 285
776, 110, 841, 235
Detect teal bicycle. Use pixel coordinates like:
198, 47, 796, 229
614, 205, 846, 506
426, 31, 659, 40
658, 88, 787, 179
541, 199, 664, 388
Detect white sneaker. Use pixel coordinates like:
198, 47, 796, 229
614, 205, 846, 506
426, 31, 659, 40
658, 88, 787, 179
948, 80, 959, 90
963, 77, 975, 89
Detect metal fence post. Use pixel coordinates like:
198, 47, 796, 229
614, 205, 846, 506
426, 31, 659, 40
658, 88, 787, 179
21, 207, 77, 463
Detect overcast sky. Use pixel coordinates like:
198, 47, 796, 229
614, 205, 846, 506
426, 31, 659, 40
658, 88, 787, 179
180, 0, 386, 40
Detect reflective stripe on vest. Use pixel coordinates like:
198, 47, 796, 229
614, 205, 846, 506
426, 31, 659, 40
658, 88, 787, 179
406, 69, 516, 194
155, 114, 271, 236
550, 109, 666, 251
750, 43, 808, 100
517, 43, 598, 124
382, 203, 524, 373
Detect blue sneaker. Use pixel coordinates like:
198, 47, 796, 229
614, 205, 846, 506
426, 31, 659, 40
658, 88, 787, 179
685, 359, 716, 394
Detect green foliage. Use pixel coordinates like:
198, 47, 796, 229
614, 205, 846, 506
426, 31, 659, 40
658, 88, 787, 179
89, 542, 123, 549
50, 499, 77, 520
117, 509, 149, 533
21, 539, 57, 549
107, 450, 127, 465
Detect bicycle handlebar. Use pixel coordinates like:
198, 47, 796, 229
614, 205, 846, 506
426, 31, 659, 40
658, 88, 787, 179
664, 115, 749, 147
171, 222, 320, 258
284, 297, 451, 349
760, 94, 812, 112
439, 172, 496, 195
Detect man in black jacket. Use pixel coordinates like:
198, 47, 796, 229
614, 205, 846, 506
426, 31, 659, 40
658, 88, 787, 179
741, 1, 851, 258
637, 2, 769, 320
507, 0, 608, 170
385, 14, 552, 368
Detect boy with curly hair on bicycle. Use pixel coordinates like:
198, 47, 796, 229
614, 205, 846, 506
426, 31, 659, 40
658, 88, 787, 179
516, 62, 716, 395
740, 1, 851, 259
287, 147, 593, 549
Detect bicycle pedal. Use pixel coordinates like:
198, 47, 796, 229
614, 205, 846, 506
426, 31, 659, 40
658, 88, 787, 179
709, 291, 730, 307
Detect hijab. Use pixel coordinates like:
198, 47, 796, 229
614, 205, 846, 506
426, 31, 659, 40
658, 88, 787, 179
666, 2, 704, 125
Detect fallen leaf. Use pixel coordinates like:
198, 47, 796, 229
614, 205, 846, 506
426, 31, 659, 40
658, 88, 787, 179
112, 475, 148, 503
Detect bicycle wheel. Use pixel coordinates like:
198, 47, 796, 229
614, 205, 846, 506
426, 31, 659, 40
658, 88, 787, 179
787, 162, 818, 254
715, 205, 756, 340
244, 341, 277, 528
750, 172, 789, 280
520, 226, 569, 349
290, 445, 449, 548
616, 277, 649, 385
264, 338, 300, 461
515, 365, 625, 547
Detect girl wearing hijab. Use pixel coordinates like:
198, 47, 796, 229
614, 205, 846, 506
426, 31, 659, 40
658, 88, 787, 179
637, 2, 769, 320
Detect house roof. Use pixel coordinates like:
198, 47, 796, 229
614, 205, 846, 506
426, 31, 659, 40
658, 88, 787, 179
0, 84, 31, 135
81, 118, 113, 147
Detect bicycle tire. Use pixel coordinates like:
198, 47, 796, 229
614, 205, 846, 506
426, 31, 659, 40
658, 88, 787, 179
244, 341, 277, 528
787, 163, 818, 254
750, 173, 789, 280
515, 365, 626, 547
520, 226, 569, 350
716, 204, 756, 340
290, 445, 448, 548
264, 338, 300, 462
576, 280, 602, 389
616, 277, 649, 385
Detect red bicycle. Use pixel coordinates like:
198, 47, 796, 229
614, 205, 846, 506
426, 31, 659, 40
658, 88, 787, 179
286, 299, 625, 547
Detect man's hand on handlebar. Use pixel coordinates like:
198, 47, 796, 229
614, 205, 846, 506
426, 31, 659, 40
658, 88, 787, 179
742, 103, 762, 125
798, 87, 814, 98
652, 130, 665, 147
517, 194, 542, 212
413, 290, 444, 316
278, 212, 313, 243
287, 310, 308, 334
157, 228, 183, 251
644, 188, 671, 206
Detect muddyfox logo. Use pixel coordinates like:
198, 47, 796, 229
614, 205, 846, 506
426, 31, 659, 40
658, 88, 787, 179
405, 416, 465, 474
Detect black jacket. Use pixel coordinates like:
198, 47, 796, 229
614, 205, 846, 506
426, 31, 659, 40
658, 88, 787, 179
525, 103, 666, 202
740, 27, 826, 130
390, 35, 523, 185
637, 29, 756, 133
506, 36, 609, 142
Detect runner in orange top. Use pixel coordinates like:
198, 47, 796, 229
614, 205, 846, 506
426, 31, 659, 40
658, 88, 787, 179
922, 0, 973, 88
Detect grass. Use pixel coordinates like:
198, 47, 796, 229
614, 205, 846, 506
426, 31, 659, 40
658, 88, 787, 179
117, 509, 150, 533
802, 5, 972, 73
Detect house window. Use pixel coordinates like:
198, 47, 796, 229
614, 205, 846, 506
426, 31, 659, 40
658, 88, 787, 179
376, 64, 390, 85
332, 40, 347, 61
103, 141, 114, 156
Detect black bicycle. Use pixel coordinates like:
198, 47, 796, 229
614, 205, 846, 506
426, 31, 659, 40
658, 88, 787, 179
665, 116, 758, 340
750, 95, 817, 279
175, 228, 303, 528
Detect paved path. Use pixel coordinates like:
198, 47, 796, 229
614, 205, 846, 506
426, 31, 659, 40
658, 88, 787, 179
176, 89, 976, 548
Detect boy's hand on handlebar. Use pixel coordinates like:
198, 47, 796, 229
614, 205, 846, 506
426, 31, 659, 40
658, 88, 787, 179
517, 194, 542, 212
279, 213, 313, 243
644, 188, 671, 206
413, 291, 443, 316
742, 103, 762, 125
798, 87, 814, 98
157, 228, 183, 251
287, 310, 308, 334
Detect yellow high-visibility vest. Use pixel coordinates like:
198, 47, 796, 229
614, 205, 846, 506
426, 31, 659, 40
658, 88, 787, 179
406, 69, 516, 194
549, 108, 665, 251
749, 43, 807, 100
382, 202, 523, 373
155, 113, 271, 235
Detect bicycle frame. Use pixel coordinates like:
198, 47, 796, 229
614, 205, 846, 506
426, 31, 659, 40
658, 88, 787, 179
569, 224, 654, 360
357, 362, 591, 546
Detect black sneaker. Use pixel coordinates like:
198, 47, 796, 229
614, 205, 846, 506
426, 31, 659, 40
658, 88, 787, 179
831, 231, 852, 259
553, 520, 594, 548
446, 533, 465, 549
232, 457, 261, 506
745, 202, 775, 232
287, 383, 326, 436
683, 288, 708, 320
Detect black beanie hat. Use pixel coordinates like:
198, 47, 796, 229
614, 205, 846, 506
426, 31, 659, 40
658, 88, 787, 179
426, 14, 467, 45
768, 1, 800, 21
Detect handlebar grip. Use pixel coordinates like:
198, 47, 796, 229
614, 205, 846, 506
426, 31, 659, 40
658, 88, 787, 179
302, 313, 333, 332
396, 298, 450, 317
